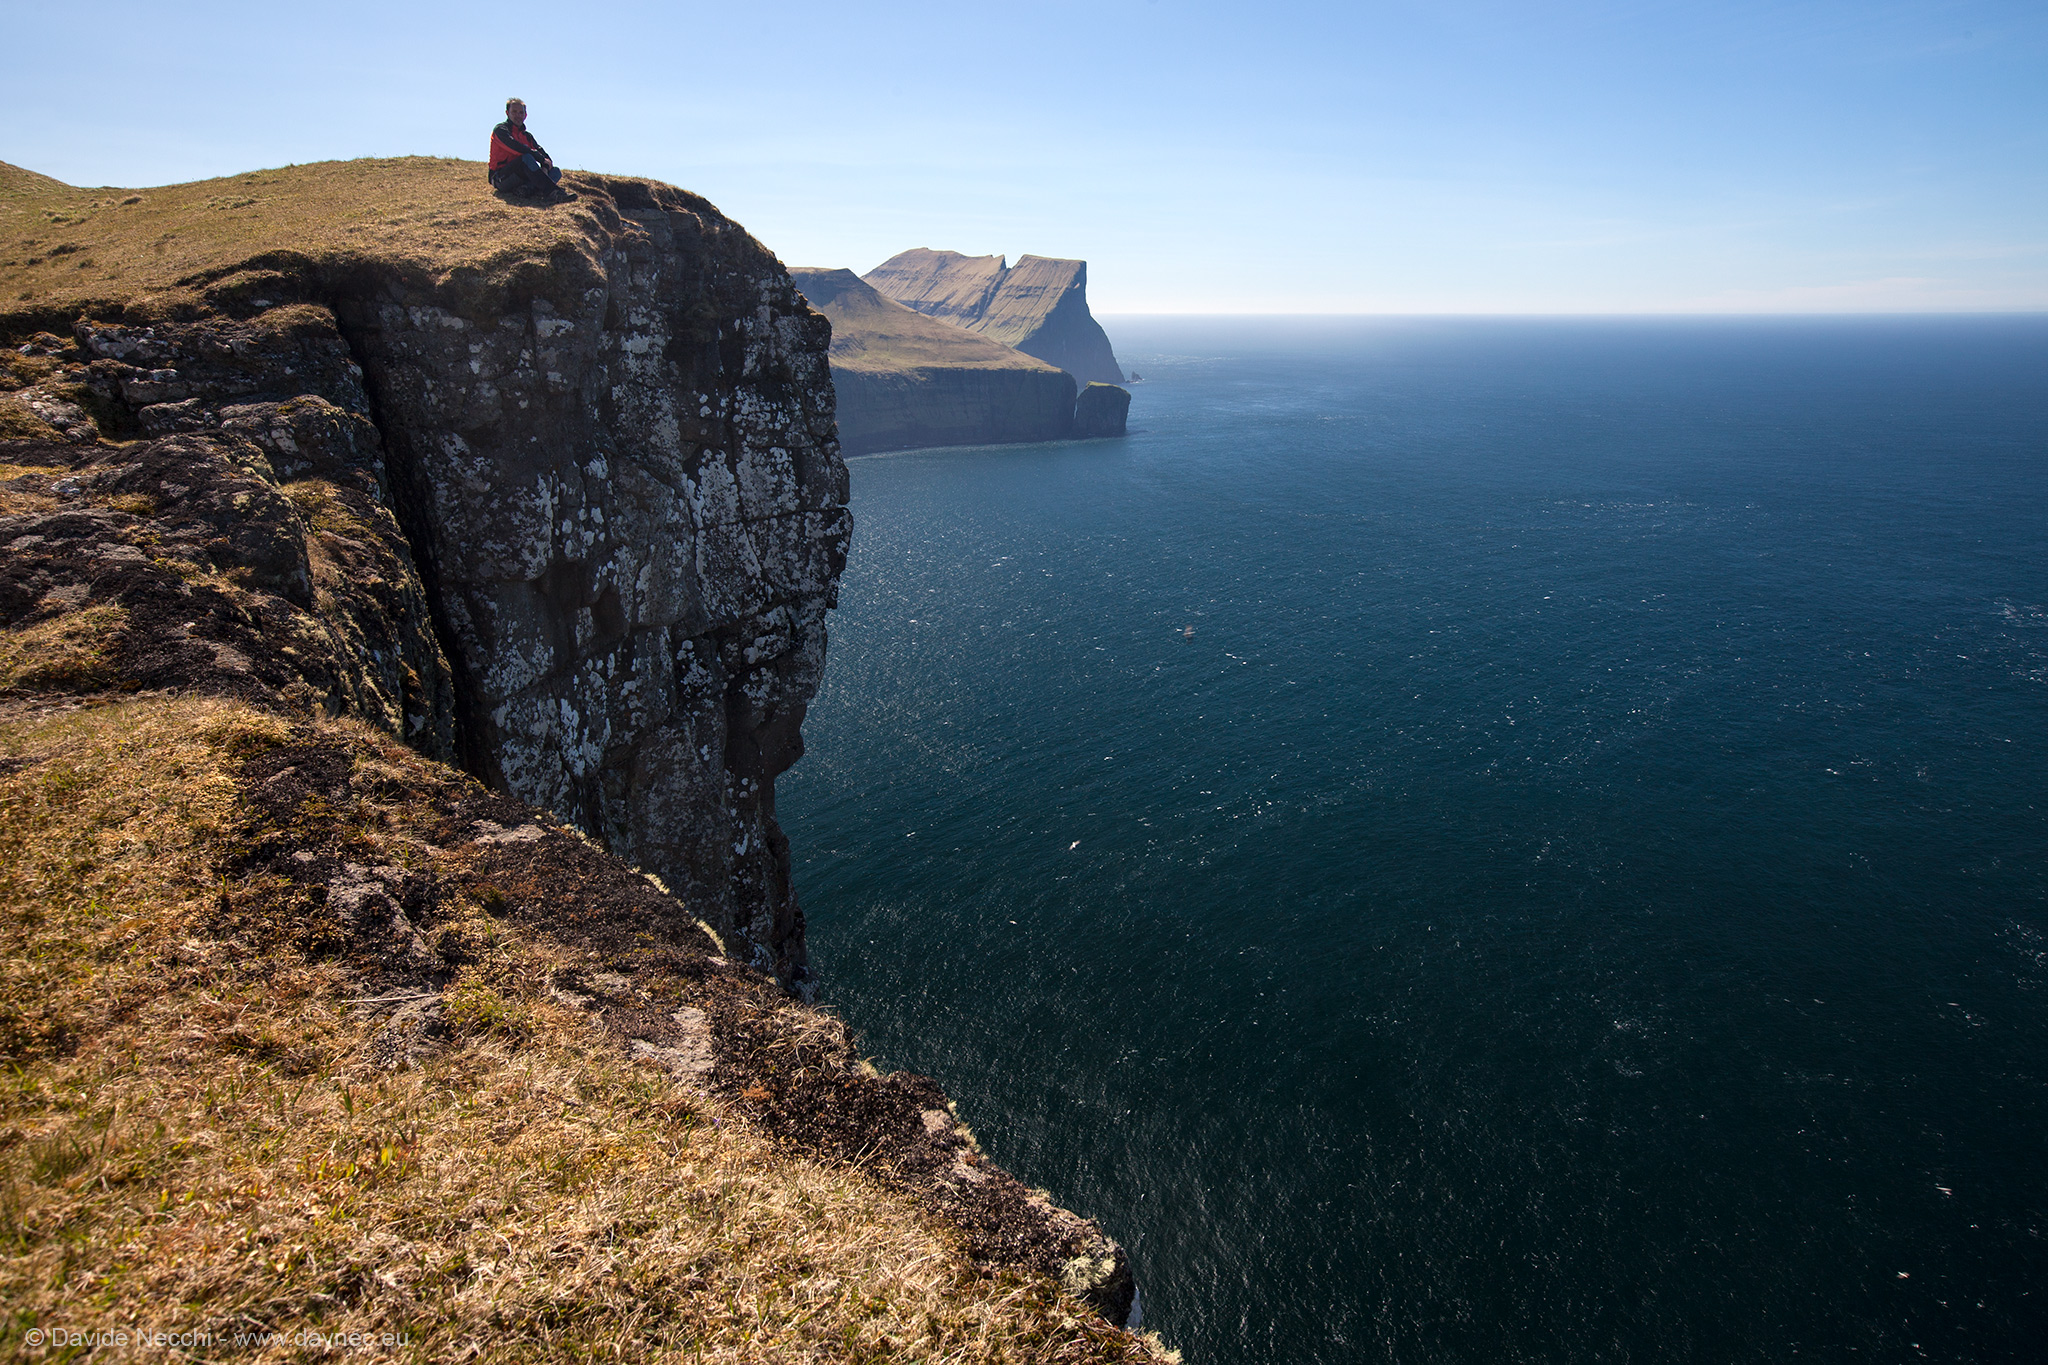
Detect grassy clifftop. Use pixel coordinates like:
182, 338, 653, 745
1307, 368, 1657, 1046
0, 696, 1169, 1361
0, 157, 703, 327
0, 155, 1170, 1361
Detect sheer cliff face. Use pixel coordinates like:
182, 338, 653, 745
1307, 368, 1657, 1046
340, 180, 849, 987
1073, 381, 1132, 439
0, 166, 849, 988
864, 249, 1125, 386
1, 162, 1157, 1337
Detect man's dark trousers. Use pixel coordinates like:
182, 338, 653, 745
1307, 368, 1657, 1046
492, 153, 561, 198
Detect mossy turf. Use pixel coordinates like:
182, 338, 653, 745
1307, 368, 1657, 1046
0, 157, 668, 330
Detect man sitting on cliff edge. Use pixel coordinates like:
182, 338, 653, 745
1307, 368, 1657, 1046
489, 98, 575, 203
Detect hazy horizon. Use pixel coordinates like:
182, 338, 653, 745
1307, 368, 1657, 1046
1092, 308, 2048, 318
5, 0, 2043, 315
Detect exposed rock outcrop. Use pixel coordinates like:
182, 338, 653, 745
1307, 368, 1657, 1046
1073, 381, 1132, 438
1, 159, 1157, 1343
791, 267, 1076, 455
0, 421, 455, 754
1, 159, 846, 988
865, 248, 1126, 386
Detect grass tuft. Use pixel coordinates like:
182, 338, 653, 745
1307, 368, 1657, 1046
0, 604, 130, 692
441, 968, 531, 1040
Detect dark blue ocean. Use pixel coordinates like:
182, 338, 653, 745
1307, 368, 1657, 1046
777, 317, 2048, 1364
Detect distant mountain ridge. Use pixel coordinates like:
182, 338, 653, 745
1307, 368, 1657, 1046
864, 249, 1126, 386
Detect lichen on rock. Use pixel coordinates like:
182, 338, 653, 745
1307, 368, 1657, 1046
1, 158, 1163, 1346
3, 160, 850, 989
331, 176, 849, 990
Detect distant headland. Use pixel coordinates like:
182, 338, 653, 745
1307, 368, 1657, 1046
794, 250, 1130, 455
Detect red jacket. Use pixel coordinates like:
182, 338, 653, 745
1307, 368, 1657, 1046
489, 121, 547, 171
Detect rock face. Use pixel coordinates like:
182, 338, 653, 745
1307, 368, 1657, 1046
864, 249, 1125, 386
1073, 381, 1131, 439
790, 268, 1076, 455
334, 183, 846, 991
0, 162, 848, 989
0, 413, 455, 753
1, 159, 1164, 1339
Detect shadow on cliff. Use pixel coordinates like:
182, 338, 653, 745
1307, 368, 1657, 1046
2, 158, 848, 993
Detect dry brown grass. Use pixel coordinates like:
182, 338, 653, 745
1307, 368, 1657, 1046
0, 345, 67, 390
0, 157, 610, 327
0, 604, 128, 693
280, 479, 360, 539
0, 398, 62, 443
0, 698, 1176, 1363
0, 461, 64, 515
788, 269, 1059, 376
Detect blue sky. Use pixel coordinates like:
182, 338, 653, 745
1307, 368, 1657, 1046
5, 0, 2044, 312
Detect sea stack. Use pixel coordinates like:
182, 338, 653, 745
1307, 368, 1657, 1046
1073, 381, 1132, 438
865, 249, 1126, 386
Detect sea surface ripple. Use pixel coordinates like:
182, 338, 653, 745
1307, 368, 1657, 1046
779, 316, 2048, 1364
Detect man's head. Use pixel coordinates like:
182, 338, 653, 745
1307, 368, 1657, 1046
506, 98, 527, 124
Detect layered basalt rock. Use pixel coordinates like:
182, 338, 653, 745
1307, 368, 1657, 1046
865, 248, 1126, 386
1, 162, 849, 989
1, 311, 455, 752
0, 427, 455, 747
791, 267, 1077, 455
328, 182, 847, 990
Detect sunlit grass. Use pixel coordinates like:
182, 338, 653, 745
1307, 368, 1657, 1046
0, 698, 1175, 1361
